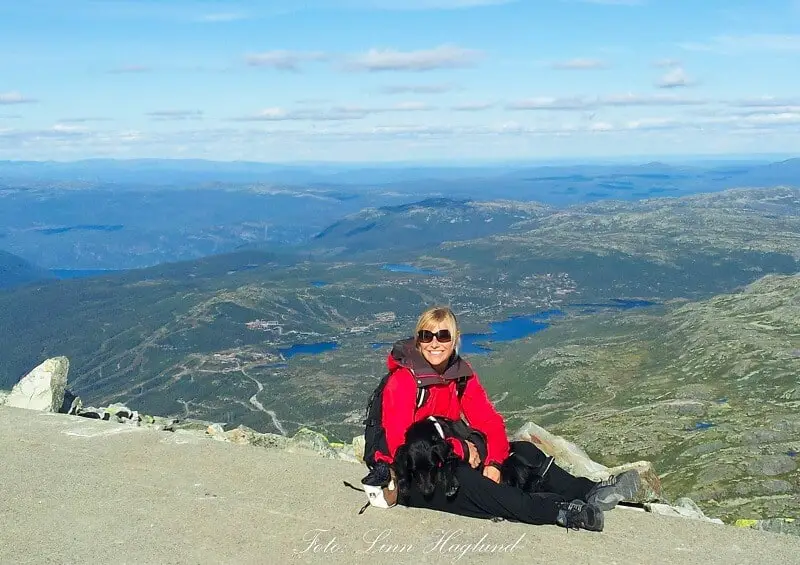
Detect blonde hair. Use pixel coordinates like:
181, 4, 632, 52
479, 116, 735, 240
414, 306, 460, 343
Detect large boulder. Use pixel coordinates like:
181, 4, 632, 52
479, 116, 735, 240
512, 422, 664, 502
5, 357, 70, 412
511, 421, 610, 480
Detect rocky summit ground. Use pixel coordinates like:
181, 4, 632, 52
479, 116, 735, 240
1, 407, 799, 565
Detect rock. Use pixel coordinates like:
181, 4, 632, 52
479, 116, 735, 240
608, 461, 665, 503
162, 418, 214, 433
352, 435, 365, 462
645, 497, 723, 524
224, 426, 254, 445
76, 406, 104, 419
746, 455, 797, 476
206, 423, 226, 439
0, 390, 8, 406
5, 357, 70, 412
741, 428, 790, 445
288, 428, 339, 459
60, 390, 81, 415
248, 430, 290, 450
511, 421, 610, 480
104, 403, 139, 423
734, 518, 800, 536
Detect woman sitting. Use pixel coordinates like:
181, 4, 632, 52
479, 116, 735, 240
391, 417, 641, 531
367, 306, 510, 482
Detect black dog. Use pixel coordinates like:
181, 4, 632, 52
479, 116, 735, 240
393, 418, 463, 503
394, 417, 552, 505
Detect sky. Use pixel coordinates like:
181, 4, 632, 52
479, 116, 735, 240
1, 0, 799, 163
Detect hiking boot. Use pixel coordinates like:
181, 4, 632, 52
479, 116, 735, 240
556, 500, 604, 532
586, 469, 641, 511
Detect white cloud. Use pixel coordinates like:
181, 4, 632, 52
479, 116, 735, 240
345, 45, 483, 71
507, 96, 592, 110
379, 83, 457, 94
730, 96, 800, 108
550, 58, 608, 70
680, 34, 800, 54
507, 93, 707, 111
245, 50, 328, 71
231, 102, 435, 121
656, 66, 694, 88
52, 123, 89, 133
600, 93, 706, 106
451, 102, 495, 111
57, 117, 113, 123
0, 91, 37, 104
146, 110, 204, 121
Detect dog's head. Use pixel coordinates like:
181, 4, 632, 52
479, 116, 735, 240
394, 418, 460, 501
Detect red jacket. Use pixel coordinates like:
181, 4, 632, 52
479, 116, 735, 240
374, 338, 510, 467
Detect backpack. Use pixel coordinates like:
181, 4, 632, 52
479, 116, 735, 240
362, 369, 469, 469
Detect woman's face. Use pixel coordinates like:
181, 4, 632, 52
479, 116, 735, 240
418, 321, 456, 370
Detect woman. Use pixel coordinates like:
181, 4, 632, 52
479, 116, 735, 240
370, 306, 509, 483
361, 306, 640, 516
392, 418, 606, 531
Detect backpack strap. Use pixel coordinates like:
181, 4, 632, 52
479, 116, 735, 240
413, 373, 470, 409
456, 375, 468, 399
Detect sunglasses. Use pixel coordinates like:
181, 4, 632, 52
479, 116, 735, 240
417, 329, 453, 343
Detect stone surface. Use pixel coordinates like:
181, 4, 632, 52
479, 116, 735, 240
5, 356, 69, 412
608, 460, 665, 503
0, 390, 8, 406
352, 434, 366, 462
646, 497, 724, 525
3, 405, 800, 564
735, 518, 800, 536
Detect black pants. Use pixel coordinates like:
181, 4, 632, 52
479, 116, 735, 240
506, 440, 596, 501
402, 442, 597, 525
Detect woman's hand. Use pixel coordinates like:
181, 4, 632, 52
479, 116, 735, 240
466, 441, 481, 468
482, 465, 501, 483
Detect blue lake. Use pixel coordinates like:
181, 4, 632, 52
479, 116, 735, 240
310, 281, 328, 287
278, 341, 339, 359
693, 422, 715, 430
278, 299, 657, 360
460, 310, 565, 355
382, 264, 442, 276
574, 298, 657, 313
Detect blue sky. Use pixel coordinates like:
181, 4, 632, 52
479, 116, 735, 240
1, 0, 799, 162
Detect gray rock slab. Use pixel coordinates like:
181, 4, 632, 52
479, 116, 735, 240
5, 356, 69, 412
2, 406, 800, 565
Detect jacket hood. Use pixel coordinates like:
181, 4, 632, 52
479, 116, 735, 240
386, 337, 473, 381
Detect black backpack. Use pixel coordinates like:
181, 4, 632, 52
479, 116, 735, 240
362, 370, 469, 469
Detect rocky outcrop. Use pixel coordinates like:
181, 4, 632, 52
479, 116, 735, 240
3, 356, 70, 412
511, 421, 664, 503
3, 355, 778, 533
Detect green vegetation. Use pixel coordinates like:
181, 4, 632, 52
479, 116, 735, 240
0, 186, 798, 522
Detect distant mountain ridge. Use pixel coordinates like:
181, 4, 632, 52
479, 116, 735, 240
309, 198, 551, 256
0, 250, 51, 289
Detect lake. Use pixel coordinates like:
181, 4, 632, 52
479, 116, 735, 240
460, 310, 565, 355
278, 341, 339, 359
